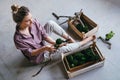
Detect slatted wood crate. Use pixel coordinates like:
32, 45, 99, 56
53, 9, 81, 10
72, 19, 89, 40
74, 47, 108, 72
68, 12, 99, 39
62, 43, 105, 78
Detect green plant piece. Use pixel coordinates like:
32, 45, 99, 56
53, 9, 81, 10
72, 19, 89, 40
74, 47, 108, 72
67, 55, 74, 63
54, 38, 64, 49
71, 64, 75, 68
81, 57, 86, 61
84, 48, 97, 61
105, 31, 115, 41
56, 38, 64, 44
73, 59, 78, 66
83, 25, 89, 33
75, 24, 89, 33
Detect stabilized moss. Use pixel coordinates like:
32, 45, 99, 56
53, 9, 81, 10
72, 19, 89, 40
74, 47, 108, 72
54, 38, 64, 49
74, 17, 93, 33
66, 47, 99, 68
75, 24, 89, 33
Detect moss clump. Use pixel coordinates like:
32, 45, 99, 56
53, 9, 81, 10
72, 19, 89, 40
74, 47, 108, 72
105, 31, 115, 41
75, 24, 89, 33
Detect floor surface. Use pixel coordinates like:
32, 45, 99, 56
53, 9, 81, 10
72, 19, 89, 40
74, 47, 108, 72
0, 0, 120, 80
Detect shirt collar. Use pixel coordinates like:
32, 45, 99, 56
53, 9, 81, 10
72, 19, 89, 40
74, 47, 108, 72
15, 25, 32, 39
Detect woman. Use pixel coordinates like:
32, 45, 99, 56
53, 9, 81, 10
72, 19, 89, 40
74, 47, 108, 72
11, 4, 95, 64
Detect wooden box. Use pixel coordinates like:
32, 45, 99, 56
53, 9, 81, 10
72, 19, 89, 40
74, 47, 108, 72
68, 12, 99, 39
62, 43, 105, 78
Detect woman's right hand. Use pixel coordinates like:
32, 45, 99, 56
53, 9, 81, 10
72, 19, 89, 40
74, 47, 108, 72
45, 45, 56, 52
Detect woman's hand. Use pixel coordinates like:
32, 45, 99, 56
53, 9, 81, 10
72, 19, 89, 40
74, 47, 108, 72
58, 43, 67, 47
45, 45, 56, 52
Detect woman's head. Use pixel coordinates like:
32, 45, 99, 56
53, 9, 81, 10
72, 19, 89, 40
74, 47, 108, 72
11, 4, 33, 29
11, 4, 30, 23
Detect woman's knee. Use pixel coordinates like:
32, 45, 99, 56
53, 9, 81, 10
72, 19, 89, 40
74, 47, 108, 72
46, 20, 57, 26
44, 20, 56, 30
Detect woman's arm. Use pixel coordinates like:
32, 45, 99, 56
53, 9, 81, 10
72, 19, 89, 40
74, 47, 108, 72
31, 46, 46, 56
31, 45, 56, 56
44, 36, 56, 45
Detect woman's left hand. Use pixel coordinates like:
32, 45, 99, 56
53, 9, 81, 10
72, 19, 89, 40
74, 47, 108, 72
59, 43, 67, 47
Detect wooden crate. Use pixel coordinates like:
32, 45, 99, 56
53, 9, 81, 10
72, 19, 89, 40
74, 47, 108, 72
62, 43, 105, 78
68, 12, 99, 39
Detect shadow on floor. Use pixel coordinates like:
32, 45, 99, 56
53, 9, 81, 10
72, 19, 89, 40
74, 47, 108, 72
47, 60, 69, 79
18, 58, 38, 68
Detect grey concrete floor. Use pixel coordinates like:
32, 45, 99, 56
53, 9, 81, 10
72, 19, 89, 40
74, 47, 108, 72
0, 0, 120, 80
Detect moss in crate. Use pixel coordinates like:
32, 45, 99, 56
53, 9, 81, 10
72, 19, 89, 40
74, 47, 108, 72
66, 52, 86, 68
81, 17, 93, 31
82, 48, 99, 61
75, 24, 89, 33
66, 48, 99, 68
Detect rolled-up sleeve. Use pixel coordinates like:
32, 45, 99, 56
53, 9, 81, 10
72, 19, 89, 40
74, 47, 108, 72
14, 39, 33, 57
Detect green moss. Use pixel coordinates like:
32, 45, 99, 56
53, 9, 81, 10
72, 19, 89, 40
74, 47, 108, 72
66, 47, 100, 68
56, 38, 64, 44
54, 38, 64, 49
105, 31, 115, 41
75, 24, 89, 33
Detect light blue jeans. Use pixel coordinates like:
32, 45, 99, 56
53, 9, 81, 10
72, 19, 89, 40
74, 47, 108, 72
43, 20, 81, 61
